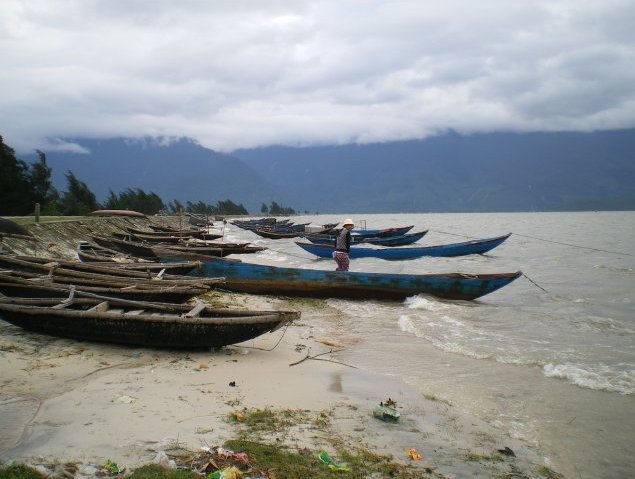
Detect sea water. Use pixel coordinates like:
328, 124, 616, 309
228, 211, 635, 479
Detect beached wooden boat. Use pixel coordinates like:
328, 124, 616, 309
0, 295, 299, 349
92, 235, 158, 259
88, 209, 147, 218
0, 265, 217, 289
0, 276, 209, 303
15, 252, 202, 278
251, 226, 333, 239
351, 225, 414, 238
251, 229, 305, 239
155, 244, 266, 258
120, 231, 224, 243
306, 230, 429, 247
77, 241, 151, 263
181, 256, 522, 301
126, 227, 215, 238
295, 234, 512, 260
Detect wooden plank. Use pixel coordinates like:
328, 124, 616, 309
87, 301, 109, 313
184, 302, 206, 318
52, 300, 74, 309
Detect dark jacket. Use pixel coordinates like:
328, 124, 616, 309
335, 229, 351, 253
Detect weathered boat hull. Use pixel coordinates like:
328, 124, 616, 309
306, 230, 429, 247
295, 234, 512, 260
0, 281, 205, 303
188, 257, 522, 301
92, 235, 158, 259
352, 225, 414, 238
0, 296, 299, 349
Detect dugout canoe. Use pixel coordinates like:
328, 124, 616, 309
92, 235, 158, 259
295, 234, 512, 260
155, 244, 266, 258
186, 256, 522, 301
0, 277, 208, 303
306, 230, 429, 247
1, 254, 208, 282
0, 295, 299, 349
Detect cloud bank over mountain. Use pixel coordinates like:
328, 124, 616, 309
3, 0, 635, 153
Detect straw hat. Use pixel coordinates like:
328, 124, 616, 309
342, 218, 355, 227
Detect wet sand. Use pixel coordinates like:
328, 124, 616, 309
1, 292, 554, 477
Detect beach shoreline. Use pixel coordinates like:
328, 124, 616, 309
1, 290, 558, 478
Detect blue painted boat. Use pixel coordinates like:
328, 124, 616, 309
295, 233, 512, 260
351, 225, 414, 238
185, 256, 521, 301
306, 230, 429, 247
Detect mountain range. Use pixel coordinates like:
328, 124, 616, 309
29, 129, 635, 213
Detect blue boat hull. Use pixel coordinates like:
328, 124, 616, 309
306, 230, 428, 247
296, 233, 512, 260
188, 257, 521, 301
350, 225, 414, 238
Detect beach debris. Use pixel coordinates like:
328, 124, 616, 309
115, 394, 136, 404
373, 398, 400, 422
217, 447, 249, 465
318, 451, 350, 471
99, 459, 120, 474
208, 465, 244, 479
316, 338, 342, 348
231, 411, 247, 422
153, 451, 176, 469
407, 448, 422, 461
497, 446, 516, 457
229, 381, 237, 387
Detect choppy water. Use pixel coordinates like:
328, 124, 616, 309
227, 211, 635, 479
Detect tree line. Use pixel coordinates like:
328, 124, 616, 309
0, 135, 295, 217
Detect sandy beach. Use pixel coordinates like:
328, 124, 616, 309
0, 288, 556, 478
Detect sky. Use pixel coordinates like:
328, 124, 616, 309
2, 0, 635, 153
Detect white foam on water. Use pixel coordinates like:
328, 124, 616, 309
256, 249, 288, 262
404, 295, 456, 313
543, 362, 635, 395
397, 314, 493, 360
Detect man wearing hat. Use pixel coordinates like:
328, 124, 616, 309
334, 219, 355, 271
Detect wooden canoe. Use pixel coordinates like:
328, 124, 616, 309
92, 235, 158, 259
185, 256, 522, 301
295, 234, 512, 260
155, 244, 266, 258
0, 295, 299, 349
15, 253, 202, 278
305, 230, 429, 247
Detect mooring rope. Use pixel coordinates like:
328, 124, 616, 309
511, 233, 632, 256
431, 229, 632, 256
238, 323, 291, 351
522, 272, 548, 293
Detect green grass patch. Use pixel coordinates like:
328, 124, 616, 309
537, 466, 565, 478
127, 464, 201, 479
0, 465, 45, 479
10, 216, 86, 225
223, 439, 423, 479
465, 452, 505, 463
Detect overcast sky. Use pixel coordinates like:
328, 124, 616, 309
2, 0, 635, 153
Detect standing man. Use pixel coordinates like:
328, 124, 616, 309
334, 219, 355, 271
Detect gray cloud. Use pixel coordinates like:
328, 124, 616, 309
2, 0, 634, 152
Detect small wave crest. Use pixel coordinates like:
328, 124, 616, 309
404, 296, 463, 313
397, 315, 492, 360
543, 362, 635, 395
